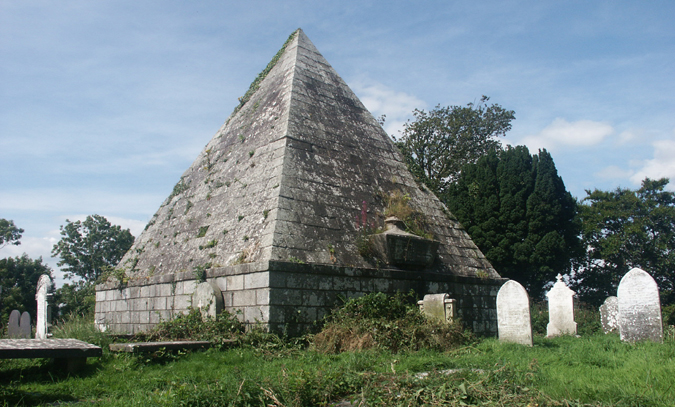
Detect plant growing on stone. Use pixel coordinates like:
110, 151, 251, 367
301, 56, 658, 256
384, 191, 433, 239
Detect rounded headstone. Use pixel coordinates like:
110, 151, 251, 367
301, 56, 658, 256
19, 311, 31, 339
617, 268, 662, 342
7, 309, 21, 338
497, 280, 532, 346
191, 281, 224, 319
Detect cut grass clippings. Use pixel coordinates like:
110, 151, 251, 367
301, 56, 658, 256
1, 334, 674, 406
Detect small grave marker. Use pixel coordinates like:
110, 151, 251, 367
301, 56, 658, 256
496, 280, 532, 346
546, 274, 577, 337
192, 281, 223, 319
19, 312, 31, 339
7, 310, 21, 338
599, 296, 618, 334
617, 268, 663, 342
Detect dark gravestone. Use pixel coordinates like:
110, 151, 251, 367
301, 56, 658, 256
19, 312, 31, 339
7, 310, 21, 338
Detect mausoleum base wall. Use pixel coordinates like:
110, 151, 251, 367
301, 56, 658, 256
95, 261, 505, 336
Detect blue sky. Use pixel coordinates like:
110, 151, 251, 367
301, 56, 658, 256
1, 1, 674, 285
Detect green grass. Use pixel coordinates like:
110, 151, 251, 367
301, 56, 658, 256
1, 333, 674, 406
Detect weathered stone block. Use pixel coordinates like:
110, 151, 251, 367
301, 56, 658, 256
256, 289, 271, 305
226, 275, 244, 291
232, 290, 257, 307
245, 272, 269, 289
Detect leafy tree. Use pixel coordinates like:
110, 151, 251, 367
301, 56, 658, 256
52, 214, 134, 283
396, 96, 515, 196
444, 146, 581, 299
53, 280, 96, 319
0, 219, 23, 249
0, 254, 52, 323
574, 178, 675, 306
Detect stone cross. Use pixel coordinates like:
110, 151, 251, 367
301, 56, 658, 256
496, 280, 533, 346
35, 274, 54, 339
599, 296, 619, 334
546, 274, 577, 337
617, 268, 663, 342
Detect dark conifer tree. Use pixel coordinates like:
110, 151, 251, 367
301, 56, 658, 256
445, 146, 581, 299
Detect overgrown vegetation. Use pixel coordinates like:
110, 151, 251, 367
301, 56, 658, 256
314, 292, 472, 353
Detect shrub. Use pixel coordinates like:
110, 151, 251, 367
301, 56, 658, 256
313, 292, 472, 353
136, 308, 244, 347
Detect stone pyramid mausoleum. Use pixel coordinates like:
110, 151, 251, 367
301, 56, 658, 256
95, 29, 505, 335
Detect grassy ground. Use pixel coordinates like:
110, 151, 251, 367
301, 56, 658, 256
1, 333, 674, 406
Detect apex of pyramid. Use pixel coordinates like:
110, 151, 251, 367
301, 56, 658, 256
113, 29, 497, 283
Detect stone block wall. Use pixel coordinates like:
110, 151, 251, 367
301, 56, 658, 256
96, 260, 505, 335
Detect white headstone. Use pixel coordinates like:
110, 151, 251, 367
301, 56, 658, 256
7, 309, 21, 338
546, 274, 577, 337
192, 281, 223, 319
617, 268, 663, 343
19, 311, 31, 338
599, 296, 619, 334
35, 274, 54, 339
496, 280, 533, 346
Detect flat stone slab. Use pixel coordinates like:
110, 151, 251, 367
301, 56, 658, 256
0, 339, 102, 359
109, 340, 213, 353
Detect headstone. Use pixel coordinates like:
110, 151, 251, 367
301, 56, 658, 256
417, 293, 456, 323
191, 282, 223, 319
617, 268, 663, 342
599, 296, 619, 334
546, 274, 577, 337
496, 280, 532, 346
19, 311, 31, 338
7, 309, 21, 338
35, 274, 54, 339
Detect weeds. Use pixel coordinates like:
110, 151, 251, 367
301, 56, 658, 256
313, 292, 473, 353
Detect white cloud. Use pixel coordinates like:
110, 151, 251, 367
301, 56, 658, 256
630, 136, 675, 188
595, 165, 634, 180
0, 188, 162, 217
352, 82, 426, 137
518, 118, 614, 152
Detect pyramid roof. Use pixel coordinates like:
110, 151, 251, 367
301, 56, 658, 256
118, 29, 498, 280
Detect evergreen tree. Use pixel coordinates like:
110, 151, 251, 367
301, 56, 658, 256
444, 146, 581, 299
